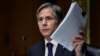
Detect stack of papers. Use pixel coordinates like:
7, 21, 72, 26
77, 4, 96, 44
50, 2, 86, 51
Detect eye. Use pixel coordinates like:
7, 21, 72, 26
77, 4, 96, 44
38, 17, 43, 21
46, 16, 54, 20
47, 16, 51, 20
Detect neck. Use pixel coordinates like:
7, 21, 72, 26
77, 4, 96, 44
45, 37, 52, 42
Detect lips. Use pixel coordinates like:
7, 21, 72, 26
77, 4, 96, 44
42, 29, 49, 32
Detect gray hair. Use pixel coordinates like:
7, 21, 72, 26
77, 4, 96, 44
36, 3, 63, 22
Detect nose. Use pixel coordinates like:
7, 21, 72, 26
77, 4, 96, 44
42, 19, 47, 26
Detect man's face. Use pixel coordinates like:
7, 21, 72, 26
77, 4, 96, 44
37, 7, 58, 38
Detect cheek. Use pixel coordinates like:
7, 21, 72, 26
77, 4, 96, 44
38, 23, 42, 29
49, 22, 58, 30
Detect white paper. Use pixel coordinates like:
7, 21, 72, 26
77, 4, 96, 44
50, 2, 86, 51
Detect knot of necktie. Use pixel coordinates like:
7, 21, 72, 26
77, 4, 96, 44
47, 43, 53, 48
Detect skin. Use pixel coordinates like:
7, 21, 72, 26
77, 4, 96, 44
37, 7, 59, 41
72, 30, 85, 56
37, 7, 85, 56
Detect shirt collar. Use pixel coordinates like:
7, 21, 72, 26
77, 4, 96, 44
44, 39, 58, 47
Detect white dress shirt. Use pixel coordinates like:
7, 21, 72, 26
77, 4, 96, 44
45, 39, 58, 56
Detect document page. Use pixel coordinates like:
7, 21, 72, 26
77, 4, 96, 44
50, 2, 86, 51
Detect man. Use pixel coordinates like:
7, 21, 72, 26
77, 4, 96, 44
28, 3, 85, 56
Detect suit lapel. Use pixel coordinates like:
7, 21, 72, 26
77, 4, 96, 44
37, 40, 45, 56
55, 44, 65, 56
55, 44, 72, 56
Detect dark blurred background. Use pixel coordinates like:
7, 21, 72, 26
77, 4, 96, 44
0, 0, 100, 56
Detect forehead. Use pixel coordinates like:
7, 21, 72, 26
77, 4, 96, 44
38, 7, 55, 17
38, 7, 55, 18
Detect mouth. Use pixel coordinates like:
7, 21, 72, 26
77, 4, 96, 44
42, 29, 49, 32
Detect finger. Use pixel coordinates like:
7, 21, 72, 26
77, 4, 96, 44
72, 39, 84, 44
72, 35, 84, 41
72, 41, 85, 49
79, 30, 85, 36
74, 41, 85, 45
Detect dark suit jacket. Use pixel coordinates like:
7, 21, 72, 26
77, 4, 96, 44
27, 40, 74, 56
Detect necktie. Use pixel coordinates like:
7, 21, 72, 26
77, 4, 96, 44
47, 43, 53, 56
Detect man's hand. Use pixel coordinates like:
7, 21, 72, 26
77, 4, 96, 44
72, 30, 85, 56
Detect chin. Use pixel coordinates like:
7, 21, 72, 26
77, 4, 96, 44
43, 34, 51, 38
43, 35, 50, 38
41, 31, 52, 37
